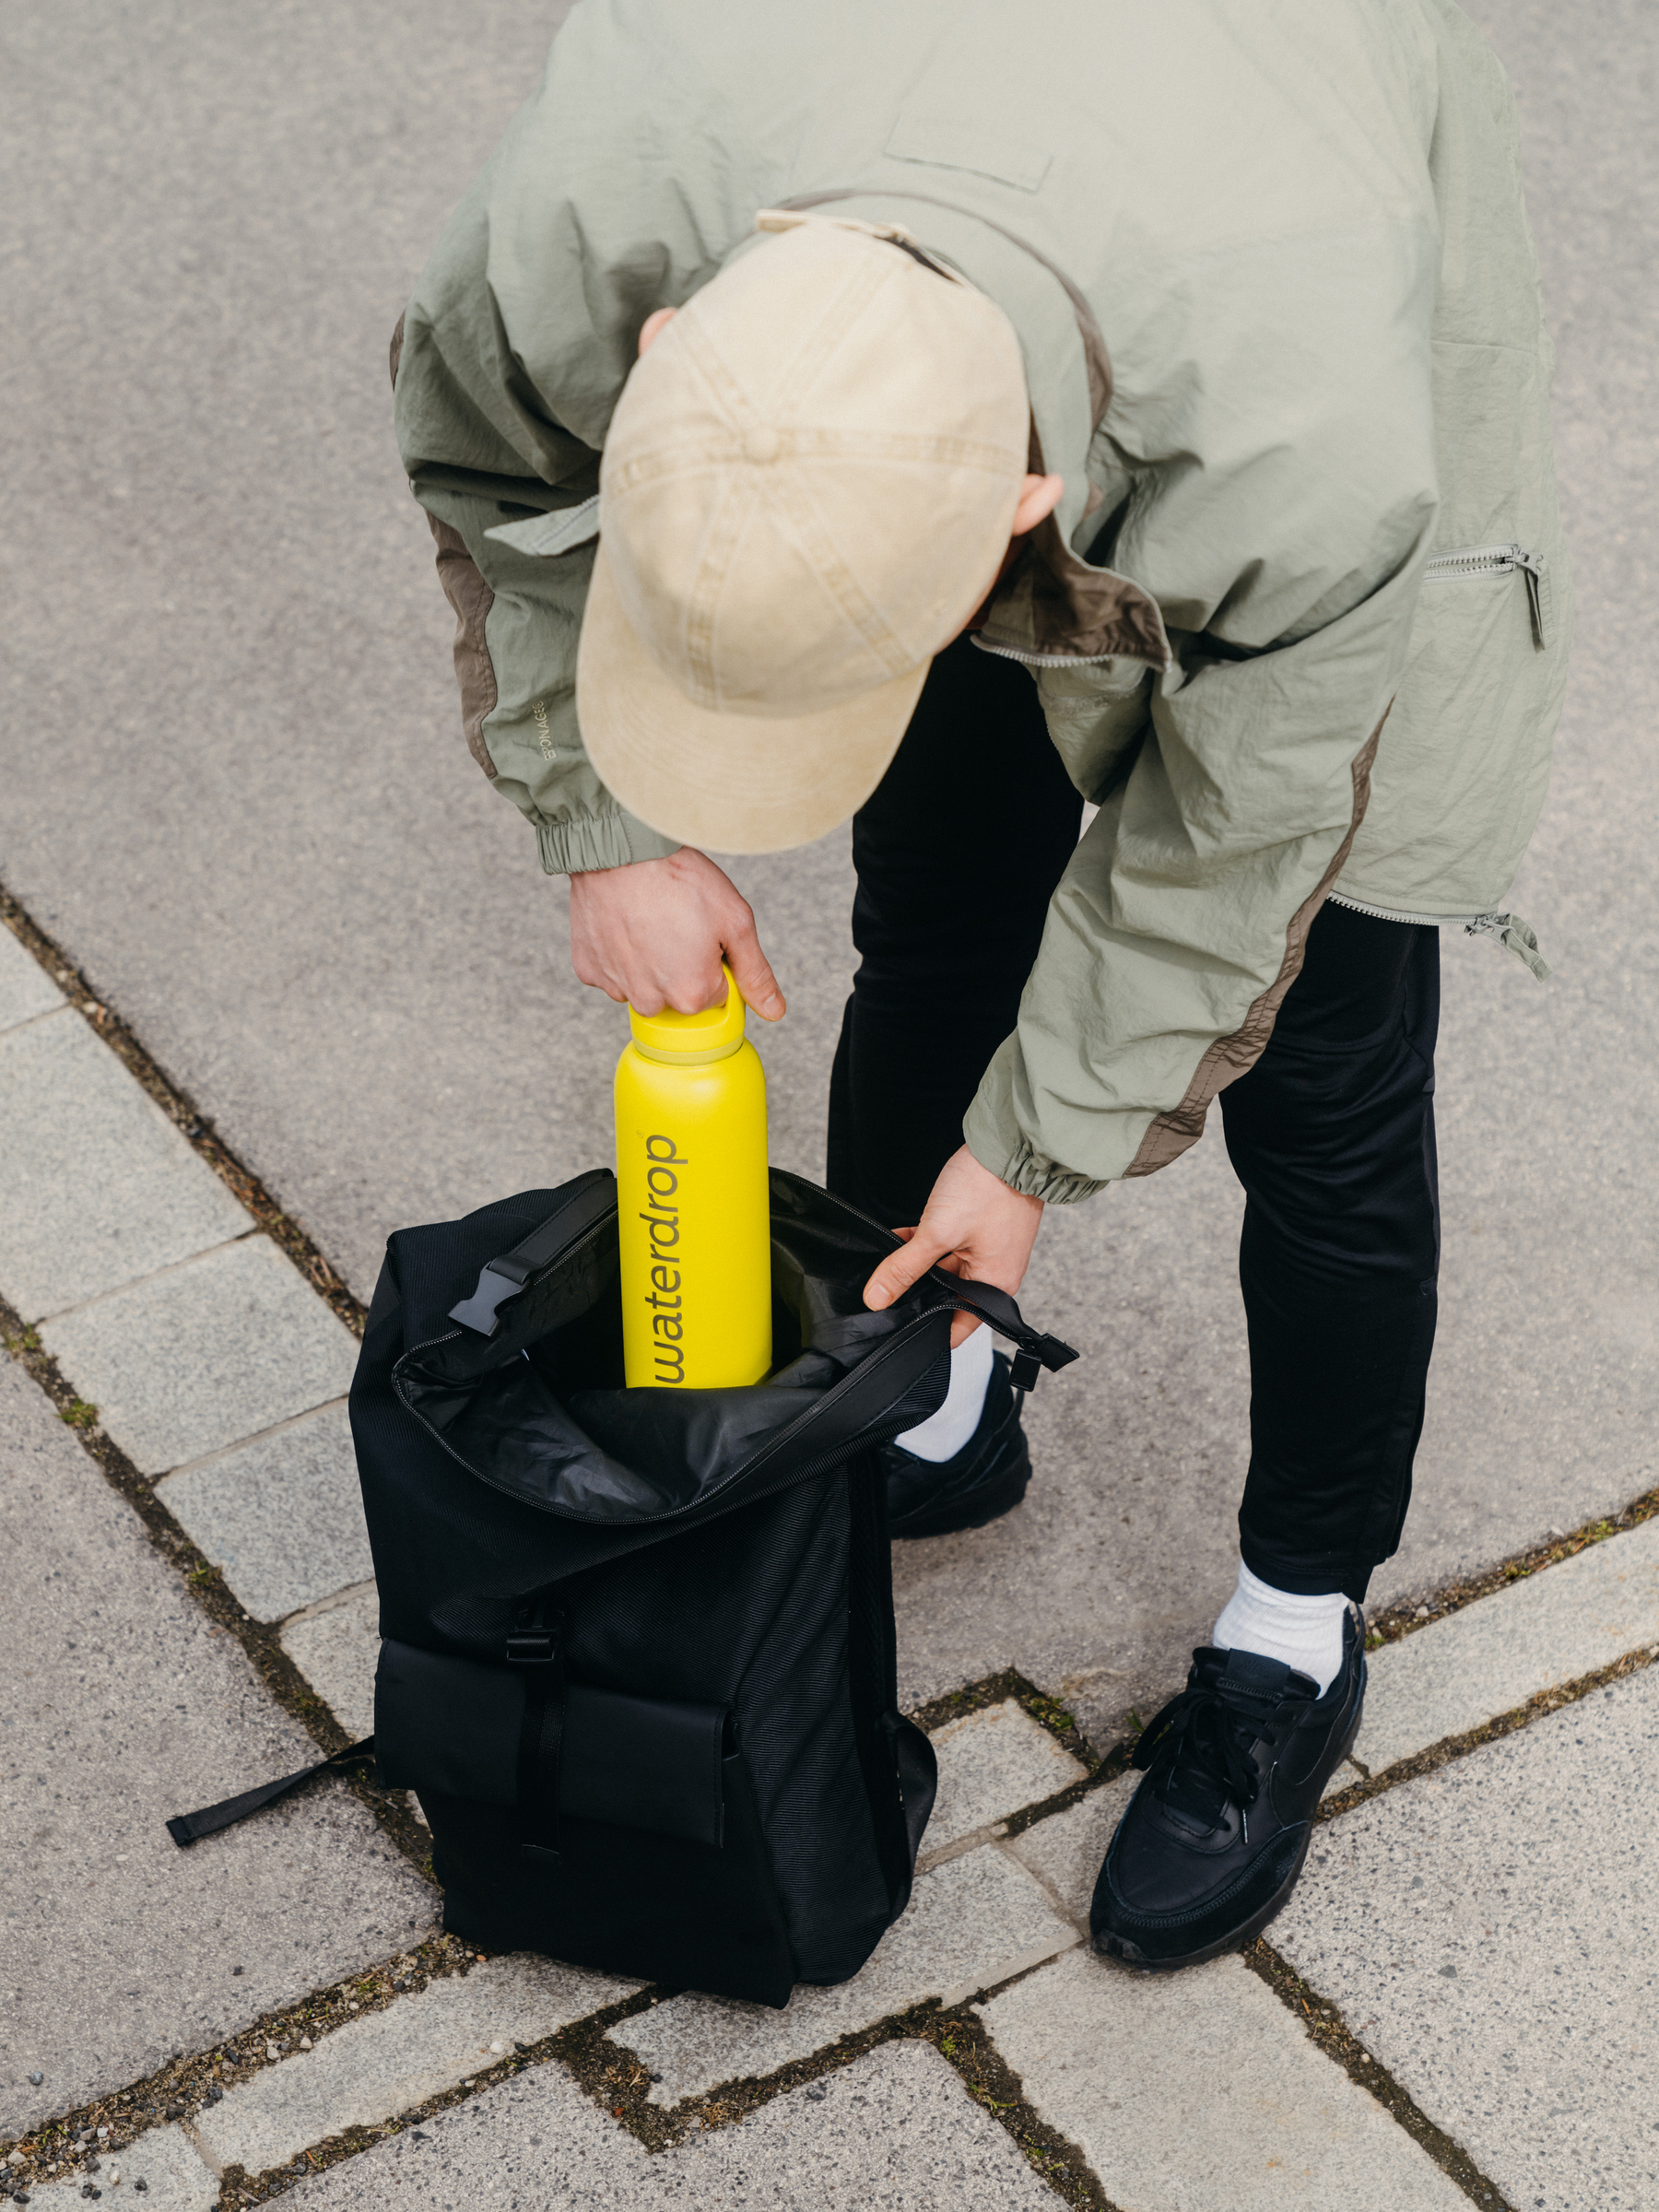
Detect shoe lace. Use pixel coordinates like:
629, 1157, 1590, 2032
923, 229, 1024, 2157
1132, 1677, 1266, 1818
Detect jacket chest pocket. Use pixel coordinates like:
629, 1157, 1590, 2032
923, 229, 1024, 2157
1422, 543, 1552, 650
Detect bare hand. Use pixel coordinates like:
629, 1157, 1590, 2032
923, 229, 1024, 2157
567, 847, 785, 1019
863, 1144, 1043, 1348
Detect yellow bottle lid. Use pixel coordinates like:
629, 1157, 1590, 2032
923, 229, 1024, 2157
628, 966, 747, 1063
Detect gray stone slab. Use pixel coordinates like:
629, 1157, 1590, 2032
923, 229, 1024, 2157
612, 1847, 1077, 2106
922, 1700, 1088, 1859
982, 1947, 1467, 2211
19, 2124, 216, 2209
0, 926, 63, 1031
280, 1583, 380, 1739
0, 1352, 434, 2140
157, 1401, 371, 1623
1006, 1773, 1137, 1928
1274, 1666, 1659, 2212
285, 2038, 1056, 2210
194, 1955, 637, 2177
0, 1010, 251, 1323
39, 1237, 359, 1474
1352, 1518, 1659, 1778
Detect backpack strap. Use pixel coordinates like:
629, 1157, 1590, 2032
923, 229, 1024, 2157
508, 1594, 568, 1863
447, 1171, 614, 1337
921, 1274, 1078, 1392
164, 1739, 378, 1847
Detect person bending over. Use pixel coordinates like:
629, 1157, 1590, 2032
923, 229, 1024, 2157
393, 0, 1570, 1967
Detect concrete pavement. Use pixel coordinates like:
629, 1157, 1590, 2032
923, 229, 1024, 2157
2, 0, 1656, 2204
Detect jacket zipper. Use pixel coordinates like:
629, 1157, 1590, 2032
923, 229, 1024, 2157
1326, 893, 1550, 979
1423, 542, 1551, 649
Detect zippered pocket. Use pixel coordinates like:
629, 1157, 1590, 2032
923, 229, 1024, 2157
1423, 543, 1551, 651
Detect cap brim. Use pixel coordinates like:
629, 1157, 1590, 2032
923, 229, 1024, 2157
576, 543, 931, 854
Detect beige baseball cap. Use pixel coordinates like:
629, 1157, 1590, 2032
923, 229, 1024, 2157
576, 213, 1030, 854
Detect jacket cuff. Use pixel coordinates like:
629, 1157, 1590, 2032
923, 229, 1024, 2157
962, 1085, 1108, 1207
535, 811, 681, 876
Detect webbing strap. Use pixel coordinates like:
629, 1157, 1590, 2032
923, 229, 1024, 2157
924, 1274, 1078, 1390
164, 1739, 377, 1848
509, 1596, 567, 1862
448, 1172, 613, 1337
886, 1714, 940, 1867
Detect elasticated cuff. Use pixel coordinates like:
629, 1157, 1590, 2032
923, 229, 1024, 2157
535, 810, 681, 876
962, 1089, 1108, 1206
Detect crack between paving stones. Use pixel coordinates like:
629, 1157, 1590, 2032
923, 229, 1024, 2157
1316, 1641, 1658, 1822
0, 1290, 430, 1885
0, 1000, 76, 1040
1242, 1939, 1520, 2210
157, 1397, 353, 1484
0, 887, 368, 1337
29, 1228, 268, 1328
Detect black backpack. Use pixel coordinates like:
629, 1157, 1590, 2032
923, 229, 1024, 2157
173, 1169, 1076, 2008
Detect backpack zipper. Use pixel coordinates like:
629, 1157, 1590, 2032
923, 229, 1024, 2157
393, 1175, 1071, 1526
1422, 542, 1551, 649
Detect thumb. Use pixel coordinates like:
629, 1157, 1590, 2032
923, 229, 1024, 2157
724, 918, 786, 1022
864, 1227, 953, 1312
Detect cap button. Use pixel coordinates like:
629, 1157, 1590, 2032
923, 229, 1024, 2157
743, 425, 782, 465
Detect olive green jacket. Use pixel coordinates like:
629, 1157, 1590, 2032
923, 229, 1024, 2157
394, 0, 1571, 1202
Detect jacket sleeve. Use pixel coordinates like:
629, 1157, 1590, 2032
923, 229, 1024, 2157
964, 539, 1436, 1203
391, 186, 678, 877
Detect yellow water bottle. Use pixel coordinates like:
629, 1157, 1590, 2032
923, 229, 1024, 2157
615, 965, 771, 1389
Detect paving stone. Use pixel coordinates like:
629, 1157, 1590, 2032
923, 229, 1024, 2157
19, 2124, 215, 2209
921, 1699, 1088, 1859
194, 1955, 637, 2177
981, 1947, 1467, 2209
0, 927, 63, 1031
157, 1402, 371, 1622
0, 1353, 433, 2141
0, 1011, 251, 1322
1274, 1667, 1659, 2212
610, 1847, 1076, 2106
286, 2038, 1055, 2209
280, 1583, 380, 1738
1352, 1519, 1659, 1778
1006, 1772, 1136, 1926
39, 1237, 359, 1474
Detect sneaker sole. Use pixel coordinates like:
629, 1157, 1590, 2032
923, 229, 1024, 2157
1090, 1678, 1365, 1972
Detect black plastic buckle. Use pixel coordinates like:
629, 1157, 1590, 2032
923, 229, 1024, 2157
505, 1628, 559, 1667
448, 1253, 534, 1337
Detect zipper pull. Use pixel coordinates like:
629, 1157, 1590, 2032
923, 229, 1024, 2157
1466, 912, 1552, 981
1508, 547, 1552, 651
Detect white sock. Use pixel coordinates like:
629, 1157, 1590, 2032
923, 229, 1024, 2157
1213, 1560, 1347, 1696
892, 1327, 994, 1463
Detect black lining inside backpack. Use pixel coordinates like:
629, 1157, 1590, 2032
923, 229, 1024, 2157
374, 1638, 729, 1848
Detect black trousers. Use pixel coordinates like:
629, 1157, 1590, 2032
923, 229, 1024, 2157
827, 637, 1440, 1602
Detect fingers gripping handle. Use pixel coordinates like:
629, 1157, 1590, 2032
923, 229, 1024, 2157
923, 1273, 1079, 1391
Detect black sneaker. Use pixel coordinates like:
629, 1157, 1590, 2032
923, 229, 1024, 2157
1089, 1608, 1365, 1970
884, 1352, 1030, 1539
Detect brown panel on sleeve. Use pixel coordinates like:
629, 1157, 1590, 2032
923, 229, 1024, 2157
1123, 709, 1389, 1179
427, 514, 500, 779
